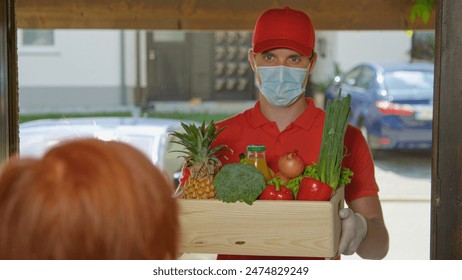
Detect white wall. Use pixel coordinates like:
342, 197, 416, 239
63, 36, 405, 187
312, 31, 412, 86
18, 29, 138, 111
19, 29, 122, 87
335, 31, 412, 71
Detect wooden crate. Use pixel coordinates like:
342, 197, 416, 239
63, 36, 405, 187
179, 187, 344, 258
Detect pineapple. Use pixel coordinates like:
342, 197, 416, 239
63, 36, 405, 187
171, 121, 230, 199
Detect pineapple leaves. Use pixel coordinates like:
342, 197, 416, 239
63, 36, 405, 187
170, 120, 231, 175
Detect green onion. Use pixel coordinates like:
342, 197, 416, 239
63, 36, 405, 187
317, 89, 352, 190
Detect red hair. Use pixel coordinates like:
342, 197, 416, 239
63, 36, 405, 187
0, 138, 179, 259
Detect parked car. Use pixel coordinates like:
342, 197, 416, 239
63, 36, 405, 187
324, 62, 434, 155
19, 117, 193, 185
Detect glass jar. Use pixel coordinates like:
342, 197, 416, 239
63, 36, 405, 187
246, 145, 271, 181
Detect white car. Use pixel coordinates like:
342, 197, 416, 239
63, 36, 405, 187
19, 117, 192, 185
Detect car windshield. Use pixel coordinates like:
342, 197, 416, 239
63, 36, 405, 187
384, 70, 434, 92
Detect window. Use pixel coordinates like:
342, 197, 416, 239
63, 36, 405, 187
356, 67, 375, 89
342, 67, 362, 87
18, 29, 57, 54
153, 30, 185, 42
23, 30, 54, 46
384, 70, 434, 92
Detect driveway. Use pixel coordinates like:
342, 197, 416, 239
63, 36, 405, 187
374, 150, 431, 200
343, 150, 432, 260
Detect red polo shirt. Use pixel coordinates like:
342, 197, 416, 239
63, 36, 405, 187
212, 98, 379, 260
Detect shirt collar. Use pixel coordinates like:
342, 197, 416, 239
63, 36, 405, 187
248, 98, 322, 130
247, 100, 270, 128
293, 98, 323, 131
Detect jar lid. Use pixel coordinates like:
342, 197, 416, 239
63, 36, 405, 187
246, 145, 266, 152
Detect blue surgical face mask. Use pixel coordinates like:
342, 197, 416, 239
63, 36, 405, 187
256, 65, 308, 107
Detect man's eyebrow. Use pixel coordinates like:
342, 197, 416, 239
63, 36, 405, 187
260, 50, 273, 56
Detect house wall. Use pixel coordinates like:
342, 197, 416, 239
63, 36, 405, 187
336, 31, 412, 71
18, 29, 127, 112
18, 29, 413, 112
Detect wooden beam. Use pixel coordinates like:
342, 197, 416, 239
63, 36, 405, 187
0, 0, 19, 165
15, 0, 435, 30
431, 0, 462, 259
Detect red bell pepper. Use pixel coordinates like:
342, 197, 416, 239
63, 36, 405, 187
296, 177, 333, 201
259, 180, 294, 200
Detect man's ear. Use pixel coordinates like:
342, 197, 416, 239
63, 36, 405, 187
308, 52, 318, 75
248, 49, 262, 86
248, 48, 257, 72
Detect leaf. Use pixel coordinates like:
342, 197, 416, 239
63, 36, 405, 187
410, 0, 435, 24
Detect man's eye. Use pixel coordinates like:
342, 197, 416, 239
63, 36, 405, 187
264, 54, 274, 60
290, 56, 301, 62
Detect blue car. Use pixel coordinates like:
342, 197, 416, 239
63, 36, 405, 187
324, 62, 434, 155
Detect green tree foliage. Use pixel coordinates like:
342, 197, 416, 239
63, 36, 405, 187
410, 0, 435, 24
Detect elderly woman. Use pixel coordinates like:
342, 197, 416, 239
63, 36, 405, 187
0, 138, 179, 259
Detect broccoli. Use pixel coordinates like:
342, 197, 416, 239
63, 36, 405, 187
213, 163, 266, 205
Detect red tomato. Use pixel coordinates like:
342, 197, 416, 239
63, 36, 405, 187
296, 177, 333, 201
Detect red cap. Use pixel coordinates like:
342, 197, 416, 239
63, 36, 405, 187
252, 7, 315, 57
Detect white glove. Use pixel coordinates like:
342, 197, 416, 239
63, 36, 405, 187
338, 208, 368, 255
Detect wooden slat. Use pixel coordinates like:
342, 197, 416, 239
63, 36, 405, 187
15, 0, 435, 30
0, 0, 19, 166
430, 0, 462, 260
179, 187, 344, 258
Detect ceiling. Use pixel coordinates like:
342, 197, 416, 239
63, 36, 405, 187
16, 0, 435, 30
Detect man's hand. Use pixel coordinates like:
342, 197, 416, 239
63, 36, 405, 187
338, 208, 368, 255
